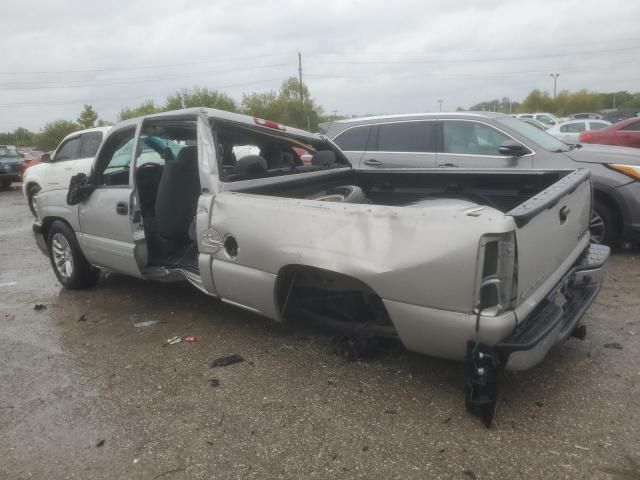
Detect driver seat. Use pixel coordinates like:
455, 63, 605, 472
154, 146, 200, 250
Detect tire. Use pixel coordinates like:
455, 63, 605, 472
47, 221, 100, 289
590, 200, 619, 246
308, 185, 368, 203
27, 184, 41, 217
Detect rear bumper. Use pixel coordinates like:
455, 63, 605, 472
496, 243, 609, 370
33, 223, 48, 255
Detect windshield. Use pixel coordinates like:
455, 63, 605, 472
0, 146, 19, 158
497, 117, 569, 152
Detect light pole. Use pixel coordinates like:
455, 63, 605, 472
549, 73, 560, 100
437, 99, 443, 112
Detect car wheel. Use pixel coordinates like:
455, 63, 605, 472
47, 221, 100, 289
590, 201, 618, 246
27, 185, 41, 217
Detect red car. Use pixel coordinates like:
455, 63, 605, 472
18, 150, 45, 180
579, 117, 640, 148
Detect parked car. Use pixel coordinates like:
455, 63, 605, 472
601, 109, 639, 124
0, 144, 23, 188
569, 113, 603, 120
579, 117, 640, 149
18, 150, 45, 179
518, 118, 548, 131
22, 127, 110, 216
32, 107, 608, 426
547, 119, 611, 143
515, 112, 561, 126
321, 112, 640, 246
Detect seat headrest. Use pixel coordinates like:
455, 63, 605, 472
260, 144, 285, 169
235, 155, 267, 178
175, 146, 197, 169
311, 150, 336, 166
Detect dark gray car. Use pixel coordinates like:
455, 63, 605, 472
321, 112, 640, 245
0, 144, 22, 189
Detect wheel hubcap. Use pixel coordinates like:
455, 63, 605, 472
51, 233, 74, 279
589, 211, 606, 244
30, 192, 38, 215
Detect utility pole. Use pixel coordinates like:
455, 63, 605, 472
332, 110, 338, 120
298, 52, 307, 130
549, 73, 560, 100
437, 99, 443, 112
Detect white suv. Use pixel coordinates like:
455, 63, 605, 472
22, 127, 110, 216
515, 112, 561, 127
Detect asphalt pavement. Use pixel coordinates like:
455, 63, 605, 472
0, 187, 639, 479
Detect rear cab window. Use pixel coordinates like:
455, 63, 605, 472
213, 120, 348, 183
560, 122, 586, 133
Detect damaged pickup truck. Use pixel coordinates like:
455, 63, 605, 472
32, 108, 609, 426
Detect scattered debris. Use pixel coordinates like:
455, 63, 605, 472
33, 304, 47, 311
362, 446, 369, 452
134, 319, 160, 328
604, 342, 623, 350
206, 441, 214, 446
463, 470, 477, 480
209, 379, 220, 387
77, 314, 87, 322
442, 416, 452, 424
182, 335, 197, 342
575, 445, 591, 451
163, 335, 182, 346
384, 409, 398, 415
210, 354, 244, 367
96, 439, 105, 448
153, 467, 186, 479
133, 459, 139, 464
218, 413, 225, 426
535, 401, 544, 407
0, 281, 17, 287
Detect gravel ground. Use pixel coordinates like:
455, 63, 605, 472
0, 187, 639, 480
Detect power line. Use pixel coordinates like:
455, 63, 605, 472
315, 45, 640, 65
0, 53, 290, 76
0, 64, 289, 90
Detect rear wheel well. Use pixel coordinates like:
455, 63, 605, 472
275, 265, 396, 337
593, 189, 622, 234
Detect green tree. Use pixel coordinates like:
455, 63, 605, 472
240, 77, 324, 130
0, 127, 36, 147
165, 87, 238, 112
518, 89, 555, 113
118, 100, 162, 121
35, 120, 80, 151
77, 104, 98, 129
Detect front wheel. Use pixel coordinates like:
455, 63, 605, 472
27, 184, 41, 217
47, 221, 100, 289
590, 201, 618, 246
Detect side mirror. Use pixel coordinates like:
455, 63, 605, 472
40, 153, 52, 163
498, 140, 529, 157
67, 173, 95, 205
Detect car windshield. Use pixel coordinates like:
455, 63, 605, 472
497, 116, 569, 152
0, 146, 19, 157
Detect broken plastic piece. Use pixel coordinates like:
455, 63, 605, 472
134, 319, 160, 328
209, 379, 220, 387
464, 341, 501, 428
96, 439, 105, 448
603, 342, 623, 350
33, 304, 47, 311
182, 335, 197, 342
210, 354, 244, 367
163, 335, 182, 346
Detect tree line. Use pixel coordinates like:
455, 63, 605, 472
0, 77, 328, 151
466, 89, 640, 115
3, 83, 640, 152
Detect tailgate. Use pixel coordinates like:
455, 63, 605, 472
507, 169, 591, 305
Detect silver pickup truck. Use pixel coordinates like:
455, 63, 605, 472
33, 108, 609, 426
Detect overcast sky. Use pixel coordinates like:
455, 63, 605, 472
1, 0, 639, 131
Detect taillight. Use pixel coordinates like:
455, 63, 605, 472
579, 131, 593, 142
254, 118, 285, 131
474, 233, 517, 316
